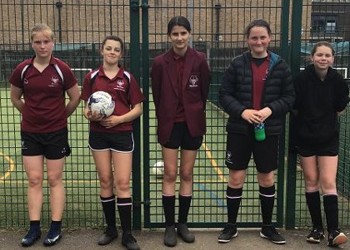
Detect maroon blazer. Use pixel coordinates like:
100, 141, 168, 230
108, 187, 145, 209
151, 47, 210, 145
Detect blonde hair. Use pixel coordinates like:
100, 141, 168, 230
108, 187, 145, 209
31, 23, 54, 41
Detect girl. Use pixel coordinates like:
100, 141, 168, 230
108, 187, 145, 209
218, 19, 294, 245
81, 35, 144, 250
151, 16, 210, 247
294, 41, 349, 247
9, 23, 80, 247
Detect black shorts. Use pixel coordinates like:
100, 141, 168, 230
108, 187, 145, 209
21, 127, 71, 159
161, 122, 203, 150
297, 135, 339, 157
89, 131, 134, 152
225, 132, 279, 173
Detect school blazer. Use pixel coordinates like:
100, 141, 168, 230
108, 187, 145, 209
151, 47, 210, 145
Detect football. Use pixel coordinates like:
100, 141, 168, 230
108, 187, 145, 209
87, 91, 115, 118
152, 161, 164, 178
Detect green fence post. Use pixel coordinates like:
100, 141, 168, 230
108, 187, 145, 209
130, 0, 141, 230
285, 0, 303, 230
276, 0, 291, 229
140, 0, 151, 228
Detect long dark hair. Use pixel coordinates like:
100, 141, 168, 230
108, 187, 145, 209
167, 16, 191, 35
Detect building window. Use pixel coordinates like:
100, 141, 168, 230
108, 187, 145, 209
311, 15, 337, 34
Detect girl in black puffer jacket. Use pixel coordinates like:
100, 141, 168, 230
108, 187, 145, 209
218, 19, 294, 245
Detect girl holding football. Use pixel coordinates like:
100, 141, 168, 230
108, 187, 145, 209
81, 35, 144, 250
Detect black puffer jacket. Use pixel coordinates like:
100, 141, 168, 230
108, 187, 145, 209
219, 51, 295, 135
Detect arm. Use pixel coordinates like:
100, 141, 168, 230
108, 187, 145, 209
200, 54, 211, 107
151, 59, 161, 113
264, 62, 295, 118
10, 84, 24, 112
219, 59, 247, 119
100, 103, 143, 129
65, 83, 81, 117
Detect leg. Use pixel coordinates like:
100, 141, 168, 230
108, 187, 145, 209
177, 149, 197, 243
318, 156, 348, 246
93, 150, 118, 245
24, 156, 44, 221
112, 151, 140, 250
21, 156, 44, 247
300, 155, 324, 243
218, 169, 245, 243
46, 158, 65, 221
258, 171, 286, 245
43, 158, 65, 246
161, 147, 178, 247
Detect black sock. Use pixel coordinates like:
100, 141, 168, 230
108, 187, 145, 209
226, 186, 242, 224
117, 197, 132, 234
100, 195, 116, 230
178, 195, 192, 224
259, 185, 275, 225
305, 191, 323, 230
323, 195, 338, 232
49, 220, 62, 232
29, 220, 40, 231
162, 195, 175, 226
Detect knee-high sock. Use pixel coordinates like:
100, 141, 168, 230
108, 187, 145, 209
117, 197, 132, 233
100, 195, 116, 229
162, 195, 175, 226
178, 195, 192, 224
259, 185, 275, 225
226, 186, 242, 224
323, 195, 338, 232
305, 191, 323, 229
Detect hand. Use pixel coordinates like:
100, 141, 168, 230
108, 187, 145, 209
100, 115, 122, 128
256, 107, 272, 122
241, 109, 262, 124
85, 109, 103, 121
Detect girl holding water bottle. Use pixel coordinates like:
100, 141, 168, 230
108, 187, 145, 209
218, 19, 294, 245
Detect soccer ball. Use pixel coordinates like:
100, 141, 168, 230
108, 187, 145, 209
152, 161, 164, 178
87, 91, 115, 118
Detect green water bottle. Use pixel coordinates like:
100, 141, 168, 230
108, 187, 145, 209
254, 122, 266, 142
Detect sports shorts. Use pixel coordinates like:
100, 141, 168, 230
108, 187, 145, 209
21, 127, 71, 159
161, 122, 203, 150
89, 130, 134, 152
297, 134, 339, 157
225, 132, 279, 173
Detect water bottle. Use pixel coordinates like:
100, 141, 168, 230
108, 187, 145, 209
254, 122, 266, 142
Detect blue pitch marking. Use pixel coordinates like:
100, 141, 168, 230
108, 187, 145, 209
195, 183, 225, 208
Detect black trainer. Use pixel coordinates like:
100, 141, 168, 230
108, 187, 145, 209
122, 232, 140, 250
260, 225, 286, 244
177, 223, 195, 243
21, 228, 41, 247
328, 230, 348, 247
43, 229, 62, 246
164, 225, 177, 247
306, 228, 324, 243
97, 227, 118, 245
218, 223, 238, 243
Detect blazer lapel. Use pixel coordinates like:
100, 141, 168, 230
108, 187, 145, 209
182, 48, 195, 90
164, 50, 179, 97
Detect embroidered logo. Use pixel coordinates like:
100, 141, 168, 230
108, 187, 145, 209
188, 75, 199, 88
114, 79, 127, 92
49, 75, 60, 87
226, 150, 233, 164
